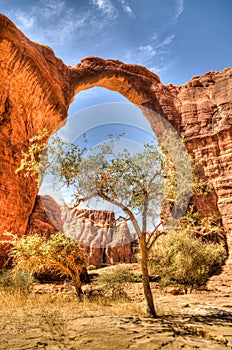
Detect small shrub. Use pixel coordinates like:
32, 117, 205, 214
149, 230, 226, 293
84, 283, 128, 302
9, 232, 87, 297
96, 267, 141, 284
0, 269, 34, 294
91, 267, 141, 301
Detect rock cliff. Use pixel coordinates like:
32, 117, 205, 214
62, 207, 137, 268
0, 14, 231, 262
26, 195, 63, 238
26, 198, 137, 268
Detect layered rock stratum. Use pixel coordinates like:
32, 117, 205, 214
0, 14, 231, 262
62, 207, 137, 268
26, 195, 63, 238
26, 196, 138, 268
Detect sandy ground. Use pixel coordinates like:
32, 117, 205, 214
0, 264, 231, 350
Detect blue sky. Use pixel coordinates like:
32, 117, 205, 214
1, 1, 204, 221
1, 0, 231, 139
1, 1, 231, 141
1, 1, 231, 87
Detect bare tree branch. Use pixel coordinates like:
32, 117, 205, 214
98, 171, 142, 237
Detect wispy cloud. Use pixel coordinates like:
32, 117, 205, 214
124, 33, 175, 73
90, 0, 136, 19
118, 0, 136, 18
155, 34, 175, 50
5, 0, 183, 73
6, 0, 138, 58
174, 0, 184, 22
39, 0, 66, 19
123, 0, 184, 74
13, 10, 35, 30
9, 0, 137, 47
125, 44, 156, 66
7, 1, 104, 48
90, 0, 118, 19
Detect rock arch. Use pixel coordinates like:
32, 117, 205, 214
0, 14, 231, 261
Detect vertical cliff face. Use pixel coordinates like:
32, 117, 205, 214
170, 70, 232, 227
62, 208, 137, 268
170, 71, 232, 259
26, 198, 137, 268
26, 196, 63, 238
0, 14, 231, 261
0, 14, 73, 237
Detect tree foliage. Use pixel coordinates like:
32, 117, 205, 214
16, 128, 193, 317
9, 233, 86, 297
148, 213, 227, 292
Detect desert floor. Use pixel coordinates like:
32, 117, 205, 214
0, 263, 231, 350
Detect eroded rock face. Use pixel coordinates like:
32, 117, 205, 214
26, 195, 63, 238
62, 207, 137, 268
0, 15, 231, 261
0, 14, 73, 239
26, 197, 137, 268
173, 72, 232, 261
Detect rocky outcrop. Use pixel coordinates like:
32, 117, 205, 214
0, 14, 231, 261
0, 14, 73, 239
61, 207, 137, 268
25, 198, 137, 268
26, 195, 63, 238
171, 72, 232, 262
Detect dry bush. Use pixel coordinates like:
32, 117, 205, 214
85, 266, 142, 302
149, 229, 227, 293
0, 268, 34, 294
9, 232, 86, 297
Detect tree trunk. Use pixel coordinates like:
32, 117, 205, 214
139, 235, 157, 317
71, 271, 83, 300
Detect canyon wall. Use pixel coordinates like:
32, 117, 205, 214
62, 207, 137, 268
26, 196, 137, 268
0, 15, 231, 261
26, 195, 63, 238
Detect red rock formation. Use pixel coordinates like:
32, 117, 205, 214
0, 14, 231, 262
24, 198, 137, 268
171, 72, 232, 262
26, 195, 63, 238
0, 14, 73, 238
62, 207, 137, 268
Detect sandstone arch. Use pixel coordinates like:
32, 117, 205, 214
0, 14, 231, 261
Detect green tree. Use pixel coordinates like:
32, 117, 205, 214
9, 233, 86, 297
17, 129, 192, 317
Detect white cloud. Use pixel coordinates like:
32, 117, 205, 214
14, 11, 35, 29
174, 0, 184, 21
124, 5, 134, 17
137, 44, 157, 62
123, 32, 175, 74
90, 0, 135, 19
120, 1, 182, 72
39, 0, 66, 18
124, 44, 156, 70
7, 1, 107, 48
6, 0, 181, 74
149, 60, 174, 74
7, 0, 137, 51
155, 34, 175, 49
90, 0, 118, 19
118, 0, 135, 18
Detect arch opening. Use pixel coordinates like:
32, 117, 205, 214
39, 85, 193, 245
39, 87, 157, 211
